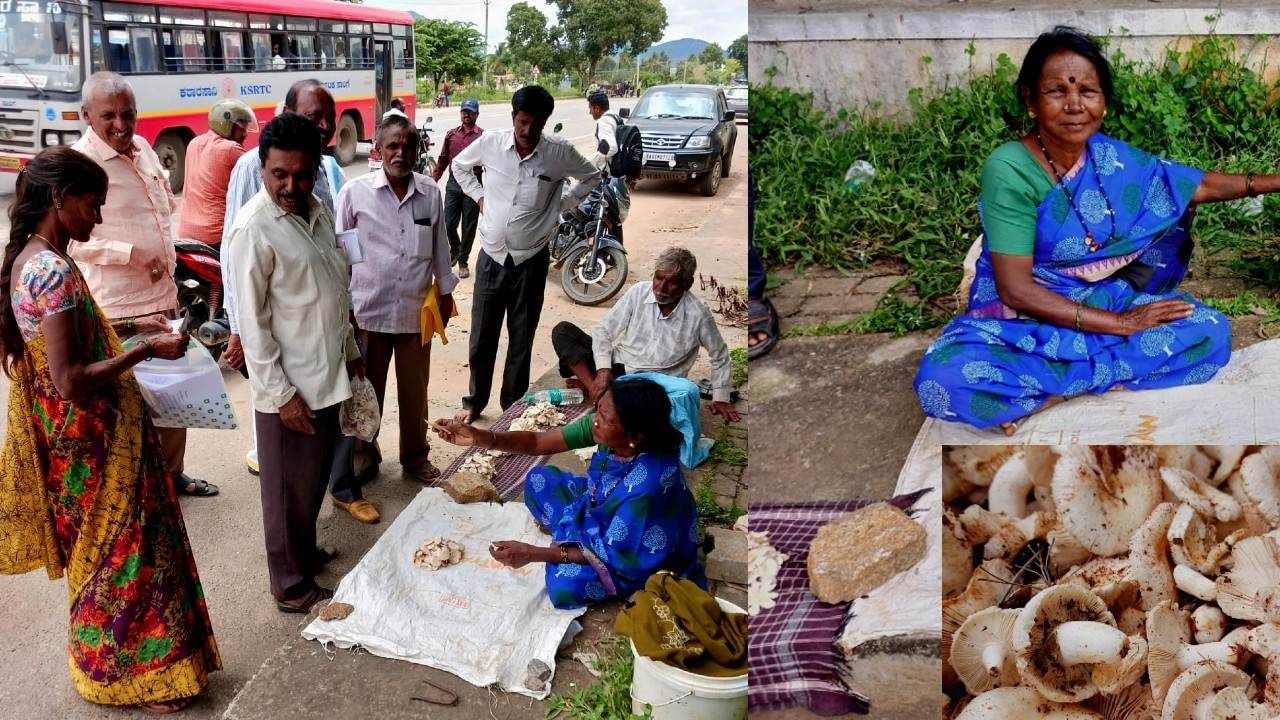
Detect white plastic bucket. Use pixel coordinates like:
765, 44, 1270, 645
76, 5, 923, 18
629, 597, 748, 720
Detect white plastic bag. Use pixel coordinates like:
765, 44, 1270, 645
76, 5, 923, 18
340, 376, 380, 441
131, 339, 238, 430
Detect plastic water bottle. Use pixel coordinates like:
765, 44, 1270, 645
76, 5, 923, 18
843, 160, 876, 193
524, 388, 585, 405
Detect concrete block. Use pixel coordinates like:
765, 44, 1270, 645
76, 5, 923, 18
807, 503, 927, 604
712, 581, 747, 612
837, 633, 942, 720
706, 526, 747, 584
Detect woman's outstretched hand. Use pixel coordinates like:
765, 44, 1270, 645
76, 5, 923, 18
489, 540, 538, 568
1114, 299, 1195, 336
431, 417, 477, 447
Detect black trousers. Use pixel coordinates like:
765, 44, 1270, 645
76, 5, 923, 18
464, 247, 550, 414
444, 179, 479, 266
257, 404, 341, 601
551, 321, 626, 379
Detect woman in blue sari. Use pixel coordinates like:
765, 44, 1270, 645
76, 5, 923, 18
915, 26, 1280, 434
431, 377, 705, 609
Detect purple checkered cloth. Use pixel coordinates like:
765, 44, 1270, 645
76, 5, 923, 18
747, 489, 933, 716
437, 399, 592, 500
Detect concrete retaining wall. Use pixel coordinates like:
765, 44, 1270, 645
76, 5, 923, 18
748, 1, 1280, 117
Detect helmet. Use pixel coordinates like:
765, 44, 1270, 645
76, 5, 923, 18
208, 99, 258, 139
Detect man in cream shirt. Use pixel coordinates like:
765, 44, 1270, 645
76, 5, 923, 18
227, 112, 364, 613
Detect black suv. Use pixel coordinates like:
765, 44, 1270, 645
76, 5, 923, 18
620, 84, 738, 197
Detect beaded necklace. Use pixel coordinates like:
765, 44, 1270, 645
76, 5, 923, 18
1036, 133, 1116, 253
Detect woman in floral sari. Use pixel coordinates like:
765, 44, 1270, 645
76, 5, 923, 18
915, 26, 1280, 434
0, 147, 220, 713
432, 377, 704, 609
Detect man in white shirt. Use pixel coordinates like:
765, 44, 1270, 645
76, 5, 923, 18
227, 112, 365, 612
450, 85, 602, 421
551, 246, 741, 423
587, 90, 617, 170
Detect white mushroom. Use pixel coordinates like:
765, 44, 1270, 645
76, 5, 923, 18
1011, 584, 1123, 702
1174, 564, 1218, 602
1200, 446, 1246, 486
955, 687, 1104, 719
1205, 687, 1273, 720
1148, 603, 1194, 710
949, 446, 1016, 488
944, 510, 974, 597
989, 451, 1036, 518
1190, 605, 1226, 644
1168, 504, 1235, 575
1160, 660, 1252, 720
1239, 453, 1280, 527
1092, 634, 1148, 695
1131, 503, 1179, 610
1216, 535, 1280, 623
950, 606, 1021, 695
1162, 467, 1242, 524
1054, 447, 1163, 557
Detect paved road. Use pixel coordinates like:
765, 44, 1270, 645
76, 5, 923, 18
0, 130, 748, 719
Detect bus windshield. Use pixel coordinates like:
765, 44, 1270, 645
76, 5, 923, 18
0, 0, 83, 92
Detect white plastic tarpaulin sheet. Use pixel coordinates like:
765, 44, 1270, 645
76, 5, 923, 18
935, 340, 1280, 445
301, 488, 584, 699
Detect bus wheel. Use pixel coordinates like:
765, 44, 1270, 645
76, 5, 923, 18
335, 114, 358, 166
154, 131, 187, 194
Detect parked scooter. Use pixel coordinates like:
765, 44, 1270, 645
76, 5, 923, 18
174, 239, 230, 359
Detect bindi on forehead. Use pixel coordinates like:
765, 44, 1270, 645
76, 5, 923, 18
1069, 76, 1076, 84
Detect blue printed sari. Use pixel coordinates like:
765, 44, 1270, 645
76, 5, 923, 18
915, 134, 1231, 429
524, 450, 705, 610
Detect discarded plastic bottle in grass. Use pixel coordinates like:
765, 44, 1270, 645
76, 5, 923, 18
843, 160, 876, 193
524, 388, 584, 405
1231, 195, 1264, 218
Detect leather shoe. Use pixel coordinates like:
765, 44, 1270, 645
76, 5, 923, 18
333, 497, 381, 524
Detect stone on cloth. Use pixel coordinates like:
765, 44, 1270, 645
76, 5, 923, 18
806, 502, 926, 604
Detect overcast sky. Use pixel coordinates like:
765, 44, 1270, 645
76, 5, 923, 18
365, 0, 747, 51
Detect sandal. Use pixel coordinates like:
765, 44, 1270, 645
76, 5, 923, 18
747, 297, 780, 360
178, 474, 219, 497
276, 585, 334, 614
405, 461, 443, 483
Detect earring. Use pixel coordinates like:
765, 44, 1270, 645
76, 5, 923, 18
55, 201, 62, 209
1028, 111, 1036, 119
628, 442, 635, 449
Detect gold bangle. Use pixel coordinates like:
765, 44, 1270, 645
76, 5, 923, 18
140, 337, 153, 358
559, 545, 569, 563
1075, 303, 1084, 332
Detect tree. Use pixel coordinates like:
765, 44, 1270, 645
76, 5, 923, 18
505, 2, 566, 79
727, 34, 747, 75
716, 57, 742, 85
551, 0, 667, 87
414, 18, 485, 92
698, 42, 724, 68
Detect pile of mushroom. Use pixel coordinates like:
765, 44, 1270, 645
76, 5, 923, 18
509, 401, 567, 433
943, 446, 1280, 720
412, 537, 465, 570
459, 451, 499, 482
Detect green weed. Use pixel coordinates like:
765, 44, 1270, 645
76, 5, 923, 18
730, 348, 748, 387
752, 32, 1280, 333
546, 640, 649, 720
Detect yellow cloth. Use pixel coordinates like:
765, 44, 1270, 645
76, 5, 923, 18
0, 344, 64, 579
615, 572, 748, 678
420, 282, 457, 346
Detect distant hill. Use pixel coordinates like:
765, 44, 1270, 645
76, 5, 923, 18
637, 38, 712, 63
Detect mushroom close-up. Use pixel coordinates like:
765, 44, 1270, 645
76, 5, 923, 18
944, 446, 1280, 720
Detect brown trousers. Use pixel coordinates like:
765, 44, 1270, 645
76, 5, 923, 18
155, 426, 186, 475
360, 331, 432, 473
256, 403, 341, 601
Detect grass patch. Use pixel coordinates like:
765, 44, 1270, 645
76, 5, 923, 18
1205, 291, 1280, 322
695, 475, 745, 531
708, 435, 747, 467
765, 273, 788, 291
753, 30, 1280, 333
730, 347, 748, 387
546, 639, 649, 720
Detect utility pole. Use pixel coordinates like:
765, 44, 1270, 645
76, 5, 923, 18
482, 0, 490, 87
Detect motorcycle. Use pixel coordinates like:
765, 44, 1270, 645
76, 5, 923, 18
174, 239, 230, 360
367, 115, 436, 176
551, 168, 630, 306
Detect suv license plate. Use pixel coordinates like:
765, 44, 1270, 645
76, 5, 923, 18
644, 152, 674, 164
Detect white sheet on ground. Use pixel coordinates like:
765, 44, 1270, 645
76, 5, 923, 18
935, 340, 1280, 445
837, 427, 941, 652
301, 488, 584, 699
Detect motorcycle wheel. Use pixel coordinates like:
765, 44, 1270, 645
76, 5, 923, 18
560, 246, 628, 306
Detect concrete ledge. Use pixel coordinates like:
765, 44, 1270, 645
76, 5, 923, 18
750, 4, 1280, 43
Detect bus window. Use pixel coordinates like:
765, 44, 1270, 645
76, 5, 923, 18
159, 7, 204, 26
269, 32, 287, 69
372, 23, 390, 35
292, 34, 316, 70
393, 37, 410, 69
318, 35, 337, 69
106, 27, 132, 72
176, 28, 206, 71
103, 3, 155, 23
249, 31, 270, 70
348, 36, 371, 69
91, 24, 105, 71
131, 27, 157, 72
209, 11, 246, 29
219, 31, 245, 71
